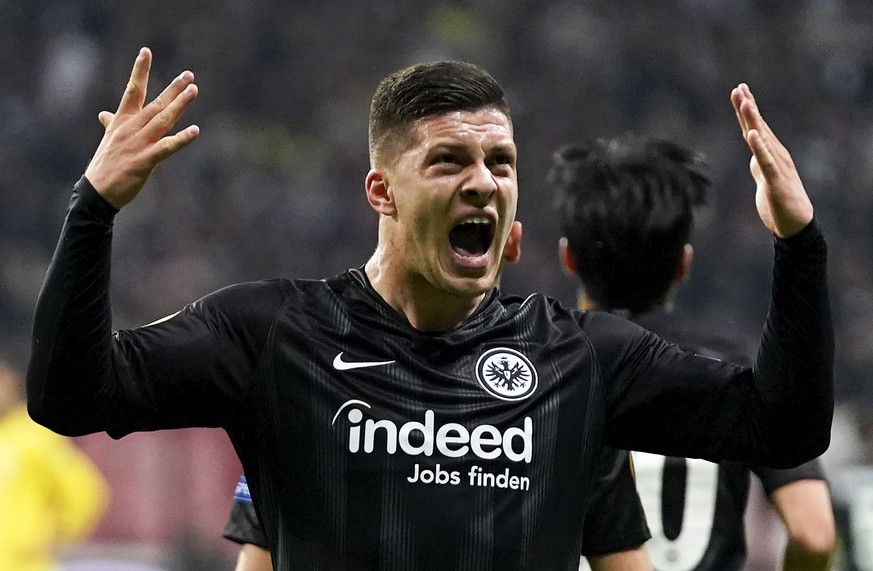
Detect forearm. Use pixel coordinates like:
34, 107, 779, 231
755, 218, 833, 466
27, 177, 118, 436
234, 544, 273, 571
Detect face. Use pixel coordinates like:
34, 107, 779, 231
367, 107, 519, 300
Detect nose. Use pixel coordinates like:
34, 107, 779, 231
460, 162, 498, 206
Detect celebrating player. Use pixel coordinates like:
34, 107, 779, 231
27, 49, 832, 570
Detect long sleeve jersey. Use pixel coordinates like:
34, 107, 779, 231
27, 178, 833, 570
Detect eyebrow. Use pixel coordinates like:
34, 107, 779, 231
425, 141, 517, 157
488, 143, 517, 158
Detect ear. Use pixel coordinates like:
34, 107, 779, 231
674, 243, 694, 283
558, 237, 578, 276
503, 221, 523, 263
365, 168, 396, 216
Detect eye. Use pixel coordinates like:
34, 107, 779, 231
489, 153, 515, 172
432, 153, 459, 165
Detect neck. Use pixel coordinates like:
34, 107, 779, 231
364, 251, 486, 332
577, 293, 671, 313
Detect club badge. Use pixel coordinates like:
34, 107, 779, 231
475, 347, 538, 401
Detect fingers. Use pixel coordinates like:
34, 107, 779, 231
142, 81, 200, 163
738, 85, 777, 145
733, 85, 791, 171
731, 85, 750, 139
83, 47, 202, 210
138, 70, 196, 130
732, 83, 771, 143
105, 46, 198, 146
747, 129, 778, 180
143, 82, 199, 144
117, 47, 152, 116
98, 111, 114, 128
154, 124, 201, 162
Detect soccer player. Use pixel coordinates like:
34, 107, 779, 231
27, 48, 832, 570
551, 134, 836, 571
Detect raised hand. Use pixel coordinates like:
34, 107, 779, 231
84, 47, 200, 208
731, 83, 814, 238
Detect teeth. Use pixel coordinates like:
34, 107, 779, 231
460, 217, 491, 225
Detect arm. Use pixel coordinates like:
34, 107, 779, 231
733, 83, 834, 465
594, 86, 832, 467
587, 547, 652, 571
234, 544, 273, 571
770, 479, 836, 571
26, 49, 269, 436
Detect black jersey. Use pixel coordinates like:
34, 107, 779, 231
609, 307, 827, 570
577, 446, 650, 569
226, 455, 649, 562
27, 179, 833, 571
228, 448, 651, 559
224, 474, 268, 548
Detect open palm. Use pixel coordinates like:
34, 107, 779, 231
84, 47, 200, 209
731, 83, 813, 238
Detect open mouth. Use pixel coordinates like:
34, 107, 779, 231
449, 217, 494, 259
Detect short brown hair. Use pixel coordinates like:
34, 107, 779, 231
368, 61, 511, 166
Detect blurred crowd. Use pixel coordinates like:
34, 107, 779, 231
1, 0, 871, 566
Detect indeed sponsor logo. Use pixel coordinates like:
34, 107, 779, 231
331, 400, 533, 463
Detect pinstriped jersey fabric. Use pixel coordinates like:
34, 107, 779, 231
31, 180, 833, 571
230, 272, 603, 570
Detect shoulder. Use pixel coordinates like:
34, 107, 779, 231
495, 294, 656, 365
496, 290, 608, 329
493, 291, 604, 340
580, 309, 657, 356
635, 308, 752, 366
194, 275, 348, 320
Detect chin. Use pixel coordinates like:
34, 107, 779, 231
444, 273, 496, 298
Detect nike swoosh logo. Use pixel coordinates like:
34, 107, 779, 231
332, 352, 396, 371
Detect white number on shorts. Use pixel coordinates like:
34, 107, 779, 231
631, 452, 719, 571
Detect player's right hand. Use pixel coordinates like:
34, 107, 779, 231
84, 47, 200, 209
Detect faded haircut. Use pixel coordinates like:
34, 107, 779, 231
550, 134, 710, 312
368, 61, 511, 166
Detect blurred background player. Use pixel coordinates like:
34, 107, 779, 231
0, 355, 108, 571
550, 134, 836, 571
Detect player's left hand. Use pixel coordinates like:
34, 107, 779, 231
731, 83, 814, 238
